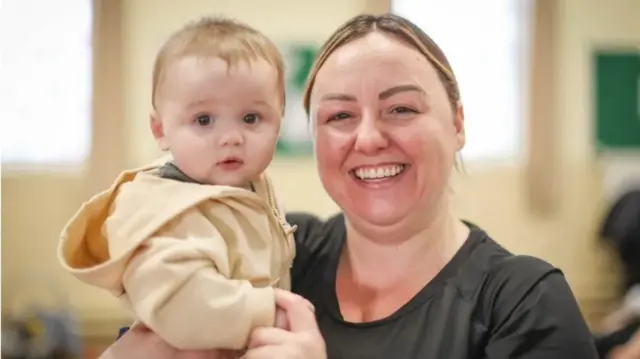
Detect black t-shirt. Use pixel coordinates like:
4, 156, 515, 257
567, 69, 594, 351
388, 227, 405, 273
287, 212, 599, 359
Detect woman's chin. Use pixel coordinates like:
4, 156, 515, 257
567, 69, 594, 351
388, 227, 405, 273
328, 177, 418, 228
347, 199, 411, 228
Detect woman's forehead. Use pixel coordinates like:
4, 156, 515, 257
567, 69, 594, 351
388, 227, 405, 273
313, 33, 440, 95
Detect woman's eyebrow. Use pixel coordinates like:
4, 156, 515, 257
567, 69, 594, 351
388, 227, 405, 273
379, 84, 425, 100
320, 93, 356, 102
319, 84, 425, 103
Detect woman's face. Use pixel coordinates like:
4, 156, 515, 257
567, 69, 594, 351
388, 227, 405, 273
309, 32, 465, 230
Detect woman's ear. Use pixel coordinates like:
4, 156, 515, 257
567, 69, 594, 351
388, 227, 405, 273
150, 109, 169, 151
454, 102, 466, 151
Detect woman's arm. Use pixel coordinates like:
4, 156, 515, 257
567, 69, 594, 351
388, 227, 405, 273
101, 323, 236, 359
106, 291, 319, 359
484, 260, 599, 358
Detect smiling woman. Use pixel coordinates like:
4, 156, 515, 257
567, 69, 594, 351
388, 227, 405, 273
289, 13, 597, 358
306, 27, 464, 231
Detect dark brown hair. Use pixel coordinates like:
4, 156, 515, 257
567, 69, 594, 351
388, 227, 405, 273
302, 13, 460, 115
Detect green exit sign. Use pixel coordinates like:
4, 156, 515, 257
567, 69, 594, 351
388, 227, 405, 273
593, 49, 640, 151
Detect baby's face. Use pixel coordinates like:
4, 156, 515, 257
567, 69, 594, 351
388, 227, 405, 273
152, 56, 282, 187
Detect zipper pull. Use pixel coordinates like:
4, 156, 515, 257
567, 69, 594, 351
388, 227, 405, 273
284, 224, 298, 236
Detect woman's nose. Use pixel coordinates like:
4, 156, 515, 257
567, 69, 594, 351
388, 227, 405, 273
353, 117, 388, 155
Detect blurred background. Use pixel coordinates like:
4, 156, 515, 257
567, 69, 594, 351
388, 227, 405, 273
1, 0, 639, 357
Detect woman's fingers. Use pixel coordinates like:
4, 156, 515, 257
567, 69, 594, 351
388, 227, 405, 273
243, 290, 326, 359
244, 291, 325, 358
248, 327, 292, 349
273, 289, 317, 333
274, 289, 315, 312
242, 345, 286, 359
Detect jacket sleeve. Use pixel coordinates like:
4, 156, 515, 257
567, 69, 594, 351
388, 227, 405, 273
120, 209, 276, 351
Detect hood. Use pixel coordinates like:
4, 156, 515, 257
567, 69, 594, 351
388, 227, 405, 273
57, 163, 157, 293
57, 158, 258, 294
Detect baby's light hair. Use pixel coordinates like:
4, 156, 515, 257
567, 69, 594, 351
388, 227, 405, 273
151, 16, 286, 110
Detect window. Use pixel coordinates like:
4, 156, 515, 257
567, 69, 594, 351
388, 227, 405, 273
0, 0, 93, 167
392, 0, 532, 163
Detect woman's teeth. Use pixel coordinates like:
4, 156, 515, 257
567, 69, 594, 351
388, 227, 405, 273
354, 164, 406, 180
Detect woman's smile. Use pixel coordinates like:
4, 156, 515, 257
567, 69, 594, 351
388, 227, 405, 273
349, 163, 410, 190
351, 163, 406, 181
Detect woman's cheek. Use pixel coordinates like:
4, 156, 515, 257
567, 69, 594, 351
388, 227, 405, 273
314, 134, 334, 168
314, 134, 343, 181
317, 128, 350, 157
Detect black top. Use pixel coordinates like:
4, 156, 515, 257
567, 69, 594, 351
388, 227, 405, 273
287, 212, 599, 359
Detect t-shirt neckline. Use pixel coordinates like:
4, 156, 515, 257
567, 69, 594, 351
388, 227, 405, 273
322, 222, 488, 327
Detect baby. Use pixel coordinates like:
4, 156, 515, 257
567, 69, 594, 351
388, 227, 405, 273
58, 17, 296, 352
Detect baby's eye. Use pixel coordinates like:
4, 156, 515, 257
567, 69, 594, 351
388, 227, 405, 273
196, 114, 212, 126
243, 113, 259, 124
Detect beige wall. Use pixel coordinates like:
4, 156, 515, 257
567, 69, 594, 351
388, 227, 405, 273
2, 0, 639, 330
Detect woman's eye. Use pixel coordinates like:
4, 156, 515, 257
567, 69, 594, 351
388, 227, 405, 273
196, 114, 212, 126
391, 106, 416, 114
328, 112, 351, 122
243, 113, 259, 124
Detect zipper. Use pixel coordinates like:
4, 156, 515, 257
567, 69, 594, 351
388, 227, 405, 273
261, 176, 297, 281
202, 175, 295, 283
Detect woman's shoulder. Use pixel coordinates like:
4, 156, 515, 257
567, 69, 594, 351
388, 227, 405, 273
476, 251, 562, 320
459, 228, 562, 309
461, 228, 597, 357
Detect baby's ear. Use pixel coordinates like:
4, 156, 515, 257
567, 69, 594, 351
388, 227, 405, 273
149, 110, 169, 151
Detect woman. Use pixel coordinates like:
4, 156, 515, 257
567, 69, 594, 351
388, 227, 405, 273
105, 13, 599, 359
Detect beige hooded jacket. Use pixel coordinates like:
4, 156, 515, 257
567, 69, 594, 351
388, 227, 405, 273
58, 161, 295, 350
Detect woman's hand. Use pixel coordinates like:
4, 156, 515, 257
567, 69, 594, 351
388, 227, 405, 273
243, 289, 326, 359
99, 323, 241, 359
